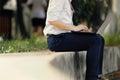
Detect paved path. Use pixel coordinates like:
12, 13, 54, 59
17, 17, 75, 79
0, 51, 73, 80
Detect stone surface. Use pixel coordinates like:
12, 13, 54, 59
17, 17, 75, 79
0, 47, 119, 80
103, 47, 120, 74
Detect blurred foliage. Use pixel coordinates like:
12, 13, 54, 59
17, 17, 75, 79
103, 35, 120, 46
0, 36, 47, 53
72, 0, 111, 32
72, 0, 95, 24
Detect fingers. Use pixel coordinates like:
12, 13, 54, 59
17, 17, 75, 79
73, 24, 89, 32
78, 25, 88, 31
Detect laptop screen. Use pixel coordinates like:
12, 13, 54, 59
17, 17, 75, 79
97, 12, 113, 34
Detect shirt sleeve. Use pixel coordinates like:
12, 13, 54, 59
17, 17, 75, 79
47, 0, 65, 21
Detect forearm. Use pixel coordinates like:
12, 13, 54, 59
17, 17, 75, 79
48, 20, 75, 31
49, 20, 89, 32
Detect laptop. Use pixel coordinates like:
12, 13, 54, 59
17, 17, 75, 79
72, 12, 113, 35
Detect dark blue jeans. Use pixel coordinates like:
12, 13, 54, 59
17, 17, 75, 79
47, 32, 104, 80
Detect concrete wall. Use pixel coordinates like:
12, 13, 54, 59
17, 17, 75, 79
51, 47, 120, 79
103, 47, 120, 74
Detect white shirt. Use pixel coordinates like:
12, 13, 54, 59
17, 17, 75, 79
43, 0, 73, 36
27, 0, 47, 18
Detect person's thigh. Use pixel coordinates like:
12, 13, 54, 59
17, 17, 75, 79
47, 33, 100, 52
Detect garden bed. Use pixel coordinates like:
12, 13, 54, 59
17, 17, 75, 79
0, 36, 47, 53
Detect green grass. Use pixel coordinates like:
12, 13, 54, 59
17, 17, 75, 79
0, 36, 47, 53
103, 35, 120, 46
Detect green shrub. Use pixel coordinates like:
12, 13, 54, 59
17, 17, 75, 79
103, 35, 120, 46
0, 36, 47, 53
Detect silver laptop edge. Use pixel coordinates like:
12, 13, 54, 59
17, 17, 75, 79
97, 12, 113, 34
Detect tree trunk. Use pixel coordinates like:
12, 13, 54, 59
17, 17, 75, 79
16, 0, 30, 39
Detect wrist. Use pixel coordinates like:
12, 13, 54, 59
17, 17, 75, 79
69, 25, 76, 31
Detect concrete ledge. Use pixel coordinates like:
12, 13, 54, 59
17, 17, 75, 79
51, 47, 120, 79
0, 47, 119, 80
50, 52, 86, 80
103, 47, 120, 74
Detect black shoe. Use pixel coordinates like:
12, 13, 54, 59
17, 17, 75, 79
97, 74, 106, 80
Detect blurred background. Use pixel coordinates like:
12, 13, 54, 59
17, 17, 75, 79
0, 0, 120, 53
0, 0, 119, 39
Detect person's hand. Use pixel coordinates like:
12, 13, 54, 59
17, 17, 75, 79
73, 24, 89, 32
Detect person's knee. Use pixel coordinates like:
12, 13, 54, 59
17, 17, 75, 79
96, 34, 105, 45
94, 34, 104, 46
